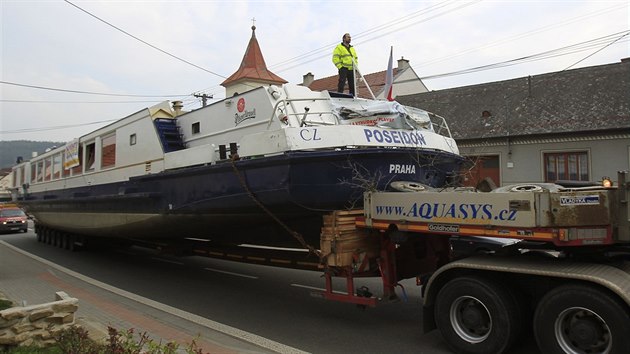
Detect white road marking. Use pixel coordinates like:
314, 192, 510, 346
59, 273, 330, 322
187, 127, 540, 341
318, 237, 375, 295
151, 257, 185, 265
2, 241, 305, 354
204, 267, 259, 279
290, 283, 346, 294
238, 244, 309, 252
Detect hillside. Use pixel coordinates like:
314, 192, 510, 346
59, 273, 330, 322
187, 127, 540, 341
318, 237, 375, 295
0, 140, 66, 169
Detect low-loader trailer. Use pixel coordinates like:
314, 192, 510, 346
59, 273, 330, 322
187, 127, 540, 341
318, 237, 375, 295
334, 171, 629, 354
33, 171, 630, 354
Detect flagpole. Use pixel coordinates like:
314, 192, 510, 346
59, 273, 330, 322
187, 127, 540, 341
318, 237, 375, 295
384, 46, 394, 101
352, 61, 357, 98
352, 57, 376, 99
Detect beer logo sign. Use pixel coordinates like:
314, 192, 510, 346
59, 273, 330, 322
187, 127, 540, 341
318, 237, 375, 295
234, 97, 256, 126
237, 98, 245, 112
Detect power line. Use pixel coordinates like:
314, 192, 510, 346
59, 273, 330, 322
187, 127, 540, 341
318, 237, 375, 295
63, 0, 227, 80
269, 0, 458, 70
0, 99, 167, 104
420, 31, 629, 80
0, 119, 118, 134
272, 0, 481, 73
0, 80, 191, 98
562, 31, 630, 71
58, 0, 624, 91
63, 0, 271, 95
3, 31, 626, 105
414, 3, 626, 69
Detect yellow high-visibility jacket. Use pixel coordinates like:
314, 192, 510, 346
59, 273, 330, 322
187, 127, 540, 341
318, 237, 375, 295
332, 43, 358, 70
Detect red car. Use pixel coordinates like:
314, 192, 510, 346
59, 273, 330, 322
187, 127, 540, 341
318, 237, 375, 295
0, 205, 28, 233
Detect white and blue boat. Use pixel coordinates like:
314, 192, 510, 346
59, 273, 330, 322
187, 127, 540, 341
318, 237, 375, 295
10, 85, 463, 247
10, 26, 464, 248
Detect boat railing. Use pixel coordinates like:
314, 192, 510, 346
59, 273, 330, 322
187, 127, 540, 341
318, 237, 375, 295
429, 113, 454, 139
267, 97, 337, 129
266, 97, 455, 141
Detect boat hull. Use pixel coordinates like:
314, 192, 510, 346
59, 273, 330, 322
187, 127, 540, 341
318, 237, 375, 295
19, 148, 464, 247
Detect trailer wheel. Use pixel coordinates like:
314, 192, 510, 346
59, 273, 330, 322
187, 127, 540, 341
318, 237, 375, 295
534, 284, 630, 354
434, 276, 522, 354
44, 228, 52, 245
67, 234, 76, 252
61, 233, 69, 250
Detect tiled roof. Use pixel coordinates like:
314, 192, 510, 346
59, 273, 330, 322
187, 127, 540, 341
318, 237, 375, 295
396, 60, 630, 140
308, 68, 400, 99
221, 26, 287, 87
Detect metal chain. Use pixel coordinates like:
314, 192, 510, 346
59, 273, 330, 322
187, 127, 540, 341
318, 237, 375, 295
230, 156, 322, 259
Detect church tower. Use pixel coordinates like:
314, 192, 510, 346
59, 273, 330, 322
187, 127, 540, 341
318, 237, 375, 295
221, 25, 287, 97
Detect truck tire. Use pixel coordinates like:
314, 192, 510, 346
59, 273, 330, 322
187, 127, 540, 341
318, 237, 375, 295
434, 276, 522, 354
534, 284, 630, 354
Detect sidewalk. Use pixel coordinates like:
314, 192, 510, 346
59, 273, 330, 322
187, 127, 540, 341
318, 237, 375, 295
0, 241, 306, 354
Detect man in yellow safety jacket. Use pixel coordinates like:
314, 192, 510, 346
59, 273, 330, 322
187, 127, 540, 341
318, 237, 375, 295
332, 33, 358, 96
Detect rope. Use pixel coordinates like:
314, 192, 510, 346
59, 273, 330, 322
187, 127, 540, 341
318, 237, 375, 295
229, 156, 322, 259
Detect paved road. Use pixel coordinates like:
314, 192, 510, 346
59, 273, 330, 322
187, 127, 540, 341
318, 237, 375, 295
2, 227, 540, 354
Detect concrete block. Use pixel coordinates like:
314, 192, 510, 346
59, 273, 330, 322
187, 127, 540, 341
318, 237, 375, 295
28, 308, 54, 322
52, 303, 79, 313
55, 291, 71, 301
0, 318, 20, 329
12, 323, 35, 334
46, 313, 74, 325
0, 308, 27, 321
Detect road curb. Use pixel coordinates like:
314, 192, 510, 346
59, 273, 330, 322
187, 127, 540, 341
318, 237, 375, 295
0, 240, 309, 354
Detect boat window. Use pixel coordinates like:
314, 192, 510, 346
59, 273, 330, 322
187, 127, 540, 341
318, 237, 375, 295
36, 160, 44, 182
192, 122, 200, 134
130, 134, 137, 146
101, 134, 116, 169
53, 154, 62, 180
44, 158, 52, 181
85, 143, 96, 172
62, 155, 71, 177
19, 166, 25, 186
71, 146, 83, 176
31, 163, 37, 183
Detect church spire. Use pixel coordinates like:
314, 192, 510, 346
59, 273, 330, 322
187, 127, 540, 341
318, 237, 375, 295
221, 24, 287, 95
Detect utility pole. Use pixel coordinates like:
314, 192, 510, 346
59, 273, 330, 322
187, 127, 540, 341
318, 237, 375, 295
194, 93, 213, 107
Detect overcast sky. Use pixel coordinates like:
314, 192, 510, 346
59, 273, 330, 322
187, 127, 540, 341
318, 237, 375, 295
1, 0, 628, 143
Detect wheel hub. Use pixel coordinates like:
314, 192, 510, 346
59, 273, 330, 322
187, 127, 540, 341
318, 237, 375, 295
568, 318, 603, 348
451, 296, 491, 343
461, 302, 489, 331
556, 307, 612, 354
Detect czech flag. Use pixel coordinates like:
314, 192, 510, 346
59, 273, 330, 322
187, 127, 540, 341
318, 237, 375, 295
384, 46, 394, 101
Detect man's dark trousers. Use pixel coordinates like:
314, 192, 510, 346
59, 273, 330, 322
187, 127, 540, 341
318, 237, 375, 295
337, 67, 355, 96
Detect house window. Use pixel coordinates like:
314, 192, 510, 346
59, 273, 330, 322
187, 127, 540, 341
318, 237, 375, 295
130, 134, 137, 146
544, 151, 589, 182
192, 122, 200, 134
101, 134, 116, 169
